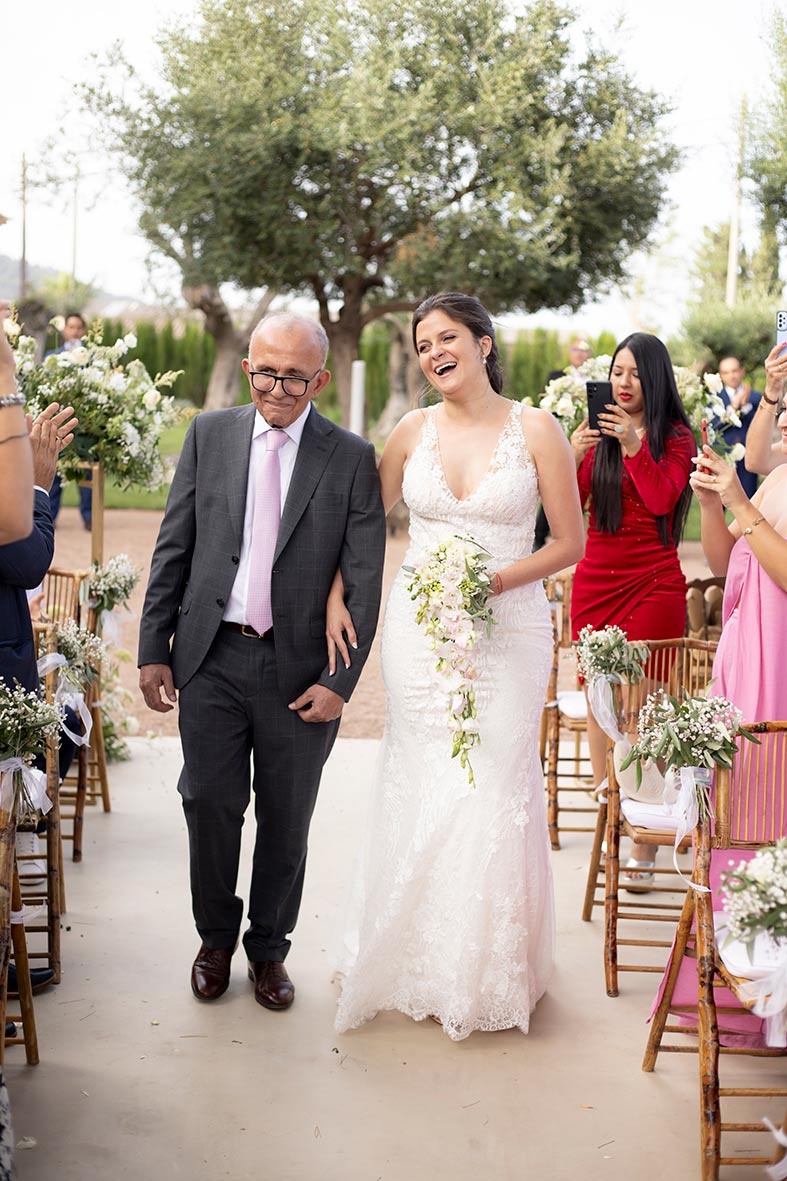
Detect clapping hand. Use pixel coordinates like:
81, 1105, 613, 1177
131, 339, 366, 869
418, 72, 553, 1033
28, 402, 79, 492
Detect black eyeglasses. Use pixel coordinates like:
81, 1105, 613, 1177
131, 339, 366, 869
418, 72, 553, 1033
247, 369, 322, 398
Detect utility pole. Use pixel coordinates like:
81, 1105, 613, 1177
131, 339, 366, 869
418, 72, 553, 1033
725, 96, 746, 309
20, 154, 28, 300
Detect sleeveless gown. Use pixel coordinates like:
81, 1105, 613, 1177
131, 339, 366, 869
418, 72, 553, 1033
335, 401, 555, 1041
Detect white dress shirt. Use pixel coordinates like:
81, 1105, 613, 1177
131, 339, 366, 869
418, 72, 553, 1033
223, 402, 312, 624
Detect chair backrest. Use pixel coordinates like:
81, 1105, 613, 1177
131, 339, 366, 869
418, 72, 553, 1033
620, 637, 718, 731
685, 576, 725, 643
42, 568, 86, 625
714, 722, 787, 849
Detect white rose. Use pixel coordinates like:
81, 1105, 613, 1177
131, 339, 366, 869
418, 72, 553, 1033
556, 396, 574, 417
124, 332, 137, 349
704, 372, 723, 395
68, 346, 89, 366
2, 319, 21, 339
728, 443, 745, 463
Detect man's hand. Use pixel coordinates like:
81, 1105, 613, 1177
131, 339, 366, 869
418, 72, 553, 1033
288, 684, 344, 723
139, 663, 178, 712
28, 403, 78, 491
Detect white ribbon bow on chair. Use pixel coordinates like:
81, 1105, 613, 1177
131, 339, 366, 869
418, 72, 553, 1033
0, 757, 53, 817
587, 674, 630, 798
762, 1116, 787, 1179
738, 960, 787, 1049
37, 653, 93, 747
662, 766, 711, 893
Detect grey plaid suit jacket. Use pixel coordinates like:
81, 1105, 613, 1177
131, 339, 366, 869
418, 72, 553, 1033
138, 404, 385, 704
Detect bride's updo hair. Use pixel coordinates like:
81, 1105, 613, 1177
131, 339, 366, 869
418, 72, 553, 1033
412, 293, 504, 395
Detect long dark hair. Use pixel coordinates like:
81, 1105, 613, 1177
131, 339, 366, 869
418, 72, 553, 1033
591, 333, 694, 547
411, 293, 504, 394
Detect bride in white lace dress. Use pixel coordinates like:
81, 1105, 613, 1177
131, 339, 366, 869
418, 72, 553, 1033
330, 294, 584, 1040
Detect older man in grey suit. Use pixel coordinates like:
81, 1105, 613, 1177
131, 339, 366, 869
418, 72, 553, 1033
138, 313, 385, 1010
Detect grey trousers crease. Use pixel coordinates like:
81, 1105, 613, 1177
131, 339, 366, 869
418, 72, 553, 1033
177, 630, 339, 962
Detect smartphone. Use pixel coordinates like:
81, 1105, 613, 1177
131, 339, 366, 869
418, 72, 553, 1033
777, 310, 787, 352
586, 380, 612, 433
699, 418, 710, 473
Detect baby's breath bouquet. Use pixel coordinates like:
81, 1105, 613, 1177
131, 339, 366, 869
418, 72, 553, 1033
721, 842, 787, 950
621, 691, 756, 888
575, 625, 649, 683
0, 682, 63, 823
84, 554, 140, 615
575, 625, 650, 750
5, 315, 181, 490
404, 535, 496, 789
40, 619, 104, 688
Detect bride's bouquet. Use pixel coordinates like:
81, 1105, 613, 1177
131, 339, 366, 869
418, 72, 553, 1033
404, 535, 496, 789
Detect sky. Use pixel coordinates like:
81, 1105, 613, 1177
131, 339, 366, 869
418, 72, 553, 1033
1, 0, 782, 338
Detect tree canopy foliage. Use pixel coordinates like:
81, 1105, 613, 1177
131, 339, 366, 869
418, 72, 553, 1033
87, 0, 679, 418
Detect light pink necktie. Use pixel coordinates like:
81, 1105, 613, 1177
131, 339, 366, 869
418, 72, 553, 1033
246, 429, 289, 634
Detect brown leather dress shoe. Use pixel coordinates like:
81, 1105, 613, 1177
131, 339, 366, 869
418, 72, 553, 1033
191, 943, 235, 1001
248, 960, 295, 1010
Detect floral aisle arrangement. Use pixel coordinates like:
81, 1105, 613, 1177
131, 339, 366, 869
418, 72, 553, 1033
574, 625, 650, 752
98, 648, 138, 763
0, 682, 63, 825
720, 842, 787, 1047
83, 554, 140, 617
404, 536, 496, 789
536, 356, 742, 456
5, 315, 181, 490
620, 691, 756, 885
37, 620, 106, 747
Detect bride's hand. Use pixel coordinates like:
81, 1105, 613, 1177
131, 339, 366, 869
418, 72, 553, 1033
326, 589, 357, 674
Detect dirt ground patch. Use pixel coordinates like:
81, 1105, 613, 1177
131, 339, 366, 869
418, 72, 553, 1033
52, 507, 711, 744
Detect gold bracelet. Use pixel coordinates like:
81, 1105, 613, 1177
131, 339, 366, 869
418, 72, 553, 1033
743, 516, 765, 536
760, 402, 780, 416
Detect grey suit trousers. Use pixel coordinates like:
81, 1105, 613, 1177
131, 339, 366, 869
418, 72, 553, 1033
177, 628, 339, 961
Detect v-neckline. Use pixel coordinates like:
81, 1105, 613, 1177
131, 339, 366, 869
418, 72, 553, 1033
433, 402, 515, 504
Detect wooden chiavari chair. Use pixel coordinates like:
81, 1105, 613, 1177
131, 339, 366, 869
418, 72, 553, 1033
578, 637, 717, 995
543, 572, 596, 850
644, 722, 787, 1180
41, 567, 85, 625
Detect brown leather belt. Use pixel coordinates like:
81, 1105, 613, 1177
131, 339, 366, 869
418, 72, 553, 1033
220, 621, 274, 640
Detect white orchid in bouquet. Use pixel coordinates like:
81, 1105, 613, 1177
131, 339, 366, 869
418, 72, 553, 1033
5, 314, 181, 490
404, 536, 496, 789
0, 682, 63, 824
538, 355, 613, 437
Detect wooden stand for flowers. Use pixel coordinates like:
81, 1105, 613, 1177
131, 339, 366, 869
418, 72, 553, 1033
78, 460, 105, 566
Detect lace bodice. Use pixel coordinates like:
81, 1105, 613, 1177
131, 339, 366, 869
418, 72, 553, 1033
403, 400, 540, 567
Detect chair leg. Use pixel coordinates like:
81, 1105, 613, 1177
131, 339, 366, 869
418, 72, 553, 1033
58, 825, 66, 914
642, 887, 696, 1071
604, 748, 621, 997
582, 799, 606, 922
92, 703, 111, 812
695, 832, 721, 1181
73, 745, 87, 862
45, 798, 62, 984
10, 869, 39, 1066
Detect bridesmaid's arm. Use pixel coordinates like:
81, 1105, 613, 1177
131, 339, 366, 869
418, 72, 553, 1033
622, 429, 694, 517
493, 409, 585, 594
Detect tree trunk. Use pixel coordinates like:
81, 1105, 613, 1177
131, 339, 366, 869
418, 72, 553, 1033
182, 284, 275, 411
371, 317, 412, 445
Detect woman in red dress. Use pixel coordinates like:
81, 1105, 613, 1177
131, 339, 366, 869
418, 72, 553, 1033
570, 333, 695, 871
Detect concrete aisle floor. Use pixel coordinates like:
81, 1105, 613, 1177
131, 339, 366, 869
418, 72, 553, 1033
6, 738, 783, 1181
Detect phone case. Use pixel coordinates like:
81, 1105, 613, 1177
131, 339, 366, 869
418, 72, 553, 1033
586, 381, 611, 433
777, 310, 787, 351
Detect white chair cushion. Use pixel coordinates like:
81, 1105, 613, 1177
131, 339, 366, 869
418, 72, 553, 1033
620, 796, 681, 832
557, 690, 587, 720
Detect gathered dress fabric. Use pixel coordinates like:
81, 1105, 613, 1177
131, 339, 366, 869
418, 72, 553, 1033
335, 401, 554, 1041
570, 427, 696, 643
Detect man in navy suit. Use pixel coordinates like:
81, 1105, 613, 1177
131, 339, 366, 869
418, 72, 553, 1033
44, 312, 92, 529
715, 356, 762, 498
